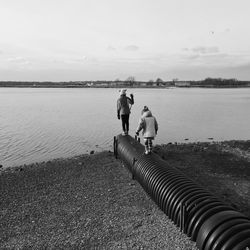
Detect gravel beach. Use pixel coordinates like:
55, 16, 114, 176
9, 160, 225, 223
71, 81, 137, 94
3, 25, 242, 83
1, 140, 249, 249
0, 151, 197, 249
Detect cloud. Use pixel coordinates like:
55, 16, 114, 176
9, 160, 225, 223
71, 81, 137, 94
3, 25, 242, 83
7, 56, 30, 65
184, 54, 201, 60
191, 46, 219, 54
68, 56, 88, 63
50, 55, 99, 69
124, 45, 139, 51
107, 45, 116, 51
7, 56, 23, 62
182, 46, 219, 54
180, 46, 222, 64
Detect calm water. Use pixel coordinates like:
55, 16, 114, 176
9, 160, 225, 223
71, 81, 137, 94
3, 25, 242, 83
1, 87, 250, 168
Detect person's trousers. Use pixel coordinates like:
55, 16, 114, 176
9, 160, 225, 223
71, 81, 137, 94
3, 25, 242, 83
121, 114, 130, 132
144, 138, 153, 152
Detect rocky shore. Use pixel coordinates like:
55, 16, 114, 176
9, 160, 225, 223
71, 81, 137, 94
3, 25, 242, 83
0, 140, 249, 249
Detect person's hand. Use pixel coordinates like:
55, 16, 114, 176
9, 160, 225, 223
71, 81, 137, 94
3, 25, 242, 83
136, 132, 139, 136
117, 114, 120, 120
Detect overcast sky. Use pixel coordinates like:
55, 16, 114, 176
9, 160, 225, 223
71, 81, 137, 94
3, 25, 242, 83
0, 0, 250, 81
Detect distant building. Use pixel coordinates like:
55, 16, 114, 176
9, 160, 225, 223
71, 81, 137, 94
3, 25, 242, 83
98, 82, 109, 87
87, 82, 94, 87
175, 81, 191, 87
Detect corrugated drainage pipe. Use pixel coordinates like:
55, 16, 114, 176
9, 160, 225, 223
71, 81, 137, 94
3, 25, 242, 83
114, 134, 250, 250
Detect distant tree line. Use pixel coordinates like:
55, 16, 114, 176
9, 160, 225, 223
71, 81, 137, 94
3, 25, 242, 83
0, 77, 249, 88
190, 78, 250, 87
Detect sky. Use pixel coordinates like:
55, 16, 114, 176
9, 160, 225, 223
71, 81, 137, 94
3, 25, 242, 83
0, 0, 250, 81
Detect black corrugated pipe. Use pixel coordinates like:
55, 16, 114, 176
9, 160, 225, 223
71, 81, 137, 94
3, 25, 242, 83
114, 134, 250, 250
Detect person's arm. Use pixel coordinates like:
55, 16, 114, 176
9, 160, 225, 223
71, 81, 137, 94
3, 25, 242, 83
117, 99, 121, 119
136, 118, 144, 135
130, 93, 134, 104
155, 118, 158, 134
127, 94, 134, 105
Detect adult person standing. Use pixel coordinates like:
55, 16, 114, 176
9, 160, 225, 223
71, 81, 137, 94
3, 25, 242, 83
117, 89, 134, 135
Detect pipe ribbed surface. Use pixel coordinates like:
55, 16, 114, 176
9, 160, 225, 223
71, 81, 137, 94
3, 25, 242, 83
115, 134, 250, 250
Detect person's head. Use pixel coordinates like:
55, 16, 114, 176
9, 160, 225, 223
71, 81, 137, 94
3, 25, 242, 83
141, 105, 149, 115
141, 106, 152, 117
119, 89, 127, 96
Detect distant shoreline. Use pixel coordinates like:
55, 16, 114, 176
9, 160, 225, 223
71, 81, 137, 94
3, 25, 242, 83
0, 85, 250, 89
1, 78, 250, 88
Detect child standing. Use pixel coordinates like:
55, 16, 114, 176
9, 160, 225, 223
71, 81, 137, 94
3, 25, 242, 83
136, 106, 158, 154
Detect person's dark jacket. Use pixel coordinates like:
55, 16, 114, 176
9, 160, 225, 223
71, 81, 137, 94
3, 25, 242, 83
117, 94, 134, 118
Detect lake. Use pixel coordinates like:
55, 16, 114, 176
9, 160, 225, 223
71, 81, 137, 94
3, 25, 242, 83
0, 87, 250, 168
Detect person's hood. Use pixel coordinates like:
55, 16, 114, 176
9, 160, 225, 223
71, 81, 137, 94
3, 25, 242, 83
119, 89, 127, 95
142, 110, 152, 118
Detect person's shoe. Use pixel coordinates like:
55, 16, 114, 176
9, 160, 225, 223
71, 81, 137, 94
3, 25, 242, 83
144, 150, 149, 155
125, 131, 128, 135
122, 131, 126, 136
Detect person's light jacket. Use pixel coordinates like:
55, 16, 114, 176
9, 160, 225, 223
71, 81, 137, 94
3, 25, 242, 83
136, 110, 158, 138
